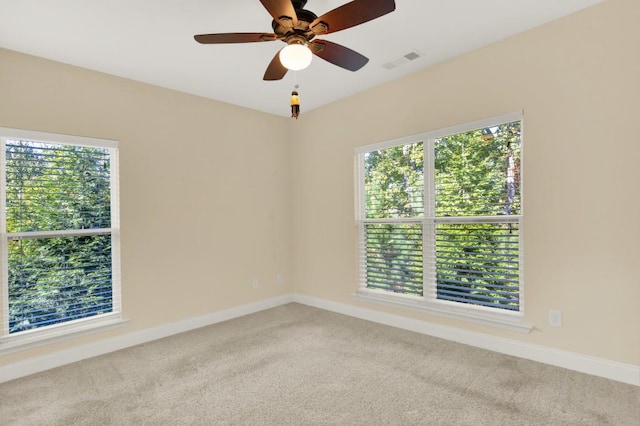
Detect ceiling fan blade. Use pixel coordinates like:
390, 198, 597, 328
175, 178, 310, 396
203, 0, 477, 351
310, 0, 395, 35
263, 50, 288, 81
194, 33, 277, 44
310, 40, 369, 71
260, 0, 298, 27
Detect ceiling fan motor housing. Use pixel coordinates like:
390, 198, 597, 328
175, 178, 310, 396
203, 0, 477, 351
271, 6, 320, 39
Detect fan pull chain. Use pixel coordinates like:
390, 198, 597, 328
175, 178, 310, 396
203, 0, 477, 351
290, 81, 300, 119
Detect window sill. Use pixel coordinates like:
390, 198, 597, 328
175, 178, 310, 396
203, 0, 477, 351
354, 289, 533, 333
0, 313, 128, 356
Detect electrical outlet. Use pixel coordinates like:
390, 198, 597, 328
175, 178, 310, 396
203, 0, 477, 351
276, 274, 284, 285
252, 279, 260, 289
548, 310, 563, 327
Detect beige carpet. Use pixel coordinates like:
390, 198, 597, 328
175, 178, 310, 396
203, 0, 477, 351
1, 303, 638, 425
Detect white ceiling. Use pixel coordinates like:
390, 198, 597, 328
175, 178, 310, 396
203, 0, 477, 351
0, 0, 604, 117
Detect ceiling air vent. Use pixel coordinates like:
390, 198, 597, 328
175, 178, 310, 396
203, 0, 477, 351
383, 50, 422, 70
404, 51, 421, 61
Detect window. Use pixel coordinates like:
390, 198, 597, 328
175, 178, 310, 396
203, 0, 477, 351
0, 128, 122, 351
355, 113, 526, 330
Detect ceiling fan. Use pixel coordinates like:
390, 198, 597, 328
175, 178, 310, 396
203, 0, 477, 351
194, 0, 396, 81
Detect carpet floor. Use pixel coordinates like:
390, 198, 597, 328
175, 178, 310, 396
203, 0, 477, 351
1, 303, 638, 425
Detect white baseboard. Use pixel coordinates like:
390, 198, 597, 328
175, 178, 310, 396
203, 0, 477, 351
0, 294, 294, 384
2, 293, 638, 387
293, 294, 640, 387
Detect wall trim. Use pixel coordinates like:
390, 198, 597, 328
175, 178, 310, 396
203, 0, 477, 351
293, 294, 640, 386
0, 294, 294, 384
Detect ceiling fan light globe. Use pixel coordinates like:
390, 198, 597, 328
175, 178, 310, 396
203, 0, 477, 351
279, 44, 313, 71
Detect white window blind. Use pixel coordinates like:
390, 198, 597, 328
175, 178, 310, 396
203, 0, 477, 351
357, 113, 523, 320
1, 130, 121, 346
364, 223, 423, 296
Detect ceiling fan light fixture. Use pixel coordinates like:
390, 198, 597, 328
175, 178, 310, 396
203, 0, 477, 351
279, 43, 313, 71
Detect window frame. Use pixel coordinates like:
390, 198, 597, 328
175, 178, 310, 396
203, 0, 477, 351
354, 112, 531, 332
0, 127, 124, 353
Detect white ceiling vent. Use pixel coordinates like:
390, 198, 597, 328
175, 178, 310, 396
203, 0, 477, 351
383, 50, 423, 70
404, 51, 421, 61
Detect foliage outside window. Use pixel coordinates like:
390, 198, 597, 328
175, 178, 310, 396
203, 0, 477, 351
356, 113, 523, 320
0, 129, 121, 348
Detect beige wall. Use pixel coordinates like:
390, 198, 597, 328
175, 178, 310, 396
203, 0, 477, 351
1, 0, 638, 370
0, 48, 292, 366
291, 0, 640, 365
